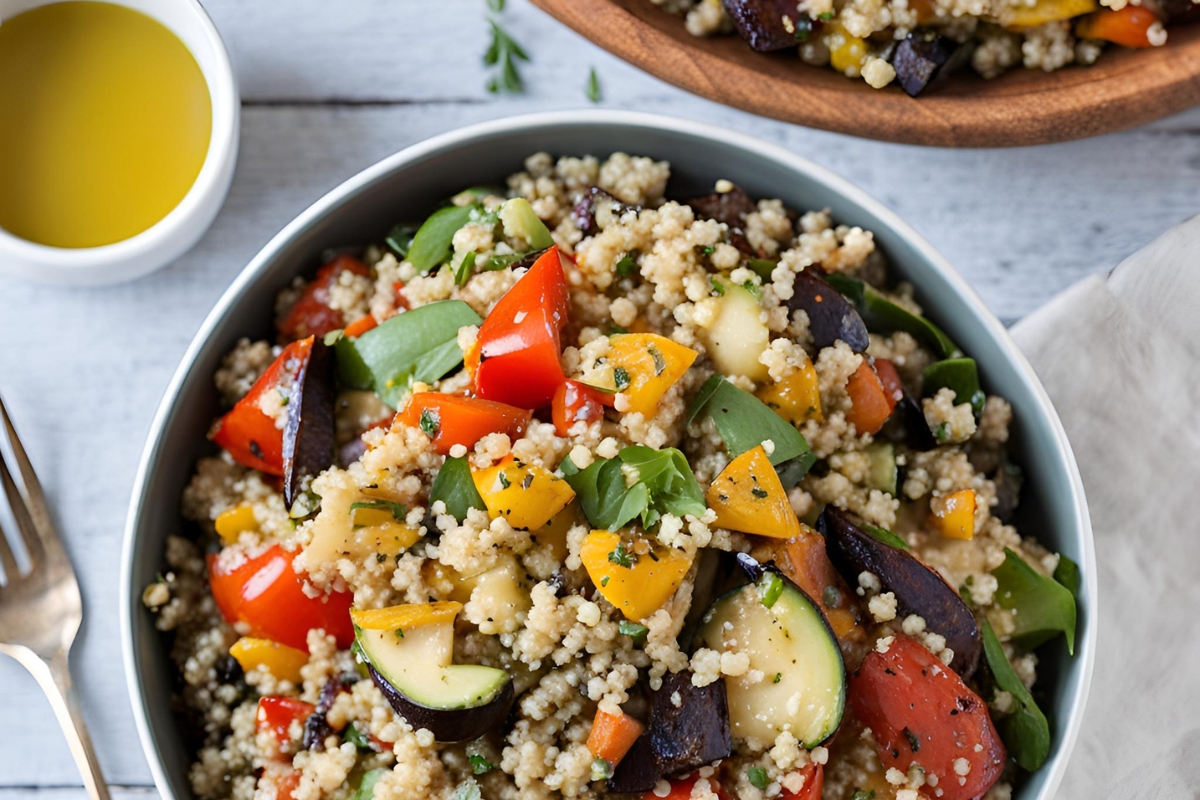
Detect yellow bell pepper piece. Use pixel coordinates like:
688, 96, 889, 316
931, 489, 976, 540
580, 530, 693, 620
472, 458, 576, 530
532, 504, 578, 563
707, 445, 803, 539
757, 356, 823, 424
1002, 0, 1097, 28
606, 333, 698, 418
229, 637, 308, 683
349, 502, 422, 556
350, 601, 463, 631
214, 503, 257, 544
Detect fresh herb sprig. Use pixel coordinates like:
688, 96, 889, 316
484, 18, 528, 94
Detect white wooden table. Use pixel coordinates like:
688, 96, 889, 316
0, 1, 1197, 796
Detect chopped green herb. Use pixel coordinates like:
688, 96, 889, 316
591, 758, 614, 781
746, 258, 776, 279
701, 244, 715, 256
600, 575, 610, 587
419, 409, 441, 437
562, 446, 705, 531
982, 619, 1050, 771
935, 422, 950, 442
851, 791, 876, 800
585, 67, 602, 103
484, 19, 528, 94
822, 584, 842, 608
344, 722, 373, 752
758, 571, 785, 609
648, 345, 667, 376
608, 542, 637, 569
793, 17, 813, 40
773, 672, 782, 683
746, 766, 769, 790
903, 727, 921, 752
862, 523, 910, 551
469, 754, 495, 775
498, 471, 511, 489
709, 276, 726, 296
618, 620, 650, 642
751, 486, 769, 499
454, 251, 478, 286
351, 768, 389, 800
613, 366, 631, 391
742, 280, 763, 301
615, 254, 637, 277
818, 10, 834, 19
430, 456, 488, 521
992, 548, 1077, 654
350, 499, 408, 523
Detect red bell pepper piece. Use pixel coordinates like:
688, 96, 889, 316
850, 634, 1006, 800
279, 255, 370, 341
257, 764, 302, 797
210, 337, 318, 476
209, 544, 354, 652
780, 763, 823, 800
256, 696, 316, 754
472, 247, 570, 409
395, 393, 531, 455
642, 775, 729, 800
873, 357, 904, 411
551, 380, 606, 436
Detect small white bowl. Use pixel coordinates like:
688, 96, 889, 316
0, 0, 239, 286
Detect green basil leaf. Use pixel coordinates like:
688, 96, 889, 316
923, 357, 986, 419
351, 768, 389, 800
564, 457, 648, 532
618, 445, 707, 525
687, 375, 815, 483
826, 273, 960, 359
1054, 553, 1081, 600
385, 224, 418, 258
335, 300, 482, 408
407, 205, 479, 274
862, 522, 910, 551
343, 722, 373, 752
992, 547, 1077, 655
430, 456, 487, 521
563, 447, 704, 531
981, 619, 1051, 772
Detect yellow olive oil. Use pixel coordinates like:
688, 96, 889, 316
0, 2, 212, 248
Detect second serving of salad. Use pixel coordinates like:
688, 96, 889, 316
143, 151, 1080, 800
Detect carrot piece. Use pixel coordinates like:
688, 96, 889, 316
1076, 5, 1160, 46
845, 361, 893, 435
586, 708, 645, 767
343, 314, 378, 339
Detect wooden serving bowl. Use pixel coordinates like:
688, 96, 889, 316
532, 0, 1200, 147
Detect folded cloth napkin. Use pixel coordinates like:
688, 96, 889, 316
1011, 215, 1200, 800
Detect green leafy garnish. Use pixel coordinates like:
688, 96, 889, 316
335, 300, 482, 408
454, 251, 478, 286
385, 224, 418, 258
981, 619, 1050, 771
430, 456, 488, 521
351, 768, 389, 800
992, 548, 1077, 654
350, 500, 408, 523
618, 620, 650, 642
773, 672, 782, 683
613, 367, 631, 391
935, 422, 950, 442
851, 791, 875, 800
469, 754, 495, 775
407, 205, 478, 274
343, 722, 373, 752
1054, 553, 1081, 599
818, 10, 834, 19
608, 542, 637, 568
746, 766, 769, 790
687, 375, 815, 486
862, 522, 910, 551
486, 0, 504, 10
585, 67, 602, 103
923, 357, 986, 419
419, 408, 441, 437
561, 446, 706, 531
484, 19, 528, 94
709, 276, 726, 296
591, 758, 614, 781
615, 254, 637, 277
826, 273, 960, 359
758, 572, 784, 608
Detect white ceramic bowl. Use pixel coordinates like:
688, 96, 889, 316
122, 111, 1095, 800
0, 0, 238, 286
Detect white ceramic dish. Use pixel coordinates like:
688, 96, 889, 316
0, 0, 239, 286
121, 111, 1095, 800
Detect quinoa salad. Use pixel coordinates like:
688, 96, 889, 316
649, 0, 1198, 95
143, 152, 1080, 800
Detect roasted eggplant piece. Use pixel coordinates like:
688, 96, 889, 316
788, 268, 870, 352
353, 604, 515, 743
892, 32, 960, 97
686, 183, 760, 255
608, 669, 732, 792
818, 506, 981, 678
896, 391, 938, 451
571, 186, 639, 236
723, 0, 809, 51
282, 338, 337, 506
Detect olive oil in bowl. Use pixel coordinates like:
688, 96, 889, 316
0, 1, 212, 249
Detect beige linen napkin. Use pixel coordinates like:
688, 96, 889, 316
1011, 215, 1200, 799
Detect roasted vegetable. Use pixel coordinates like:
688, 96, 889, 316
648, 669, 733, 777
851, 634, 1006, 800
279, 255, 370, 341
256, 696, 315, 758
845, 361, 898, 436
687, 183, 759, 255
931, 488, 977, 540
552, 379, 606, 436
352, 602, 514, 742
706, 445, 803, 539
229, 637, 308, 684
281, 337, 336, 506
722, 0, 811, 51
587, 708, 645, 769
826, 273, 960, 359
600, 333, 698, 417
571, 186, 638, 236
767, 527, 864, 643
471, 457, 576, 530
891, 32, 960, 96
788, 268, 870, 352
818, 506, 981, 677
580, 529, 693, 620
757, 353, 823, 424
394, 393, 531, 455
701, 283, 771, 381
699, 558, 846, 747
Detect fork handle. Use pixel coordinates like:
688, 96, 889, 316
7, 647, 112, 800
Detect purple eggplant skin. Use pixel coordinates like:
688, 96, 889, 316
897, 392, 938, 451
686, 184, 760, 256
571, 186, 639, 237
892, 32, 960, 97
366, 663, 515, 743
817, 506, 981, 679
723, 0, 808, 51
608, 732, 659, 794
282, 338, 337, 507
788, 269, 871, 352
649, 670, 732, 778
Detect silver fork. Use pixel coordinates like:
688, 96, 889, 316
0, 394, 110, 800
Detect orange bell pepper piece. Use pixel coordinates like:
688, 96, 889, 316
1076, 5, 1160, 46
845, 360, 895, 436
395, 393, 531, 455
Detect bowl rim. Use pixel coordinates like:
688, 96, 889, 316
120, 109, 1096, 800
0, 0, 240, 285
